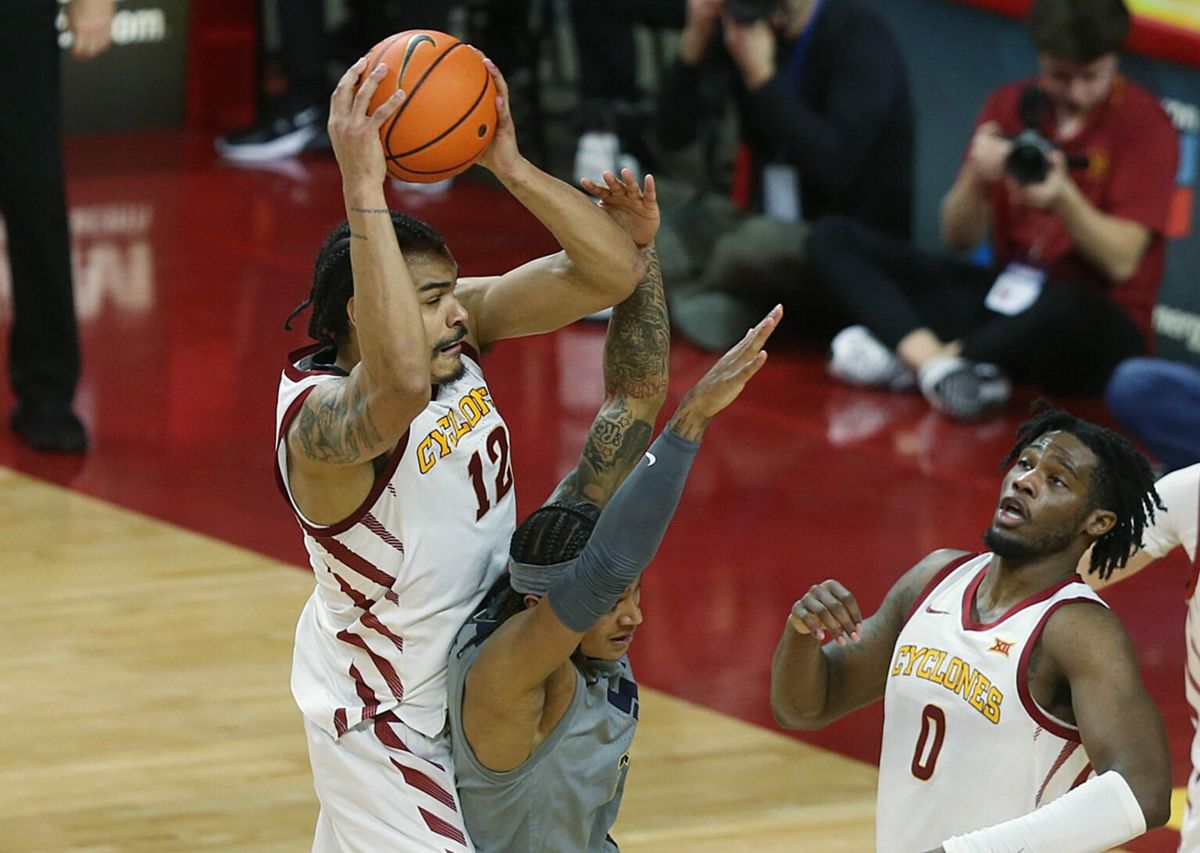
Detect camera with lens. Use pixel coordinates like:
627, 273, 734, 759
1003, 87, 1088, 185
724, 0, 784, 23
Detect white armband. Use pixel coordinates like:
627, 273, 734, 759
941, 771, 1146, 853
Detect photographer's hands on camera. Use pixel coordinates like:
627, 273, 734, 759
968, 121, 1068, 211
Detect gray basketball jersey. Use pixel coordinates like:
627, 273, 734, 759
447, 615, 639, 852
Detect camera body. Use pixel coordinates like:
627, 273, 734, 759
1005, 129, 1056, 185
1004, 87, 1055, 185
724, 0, 784, 24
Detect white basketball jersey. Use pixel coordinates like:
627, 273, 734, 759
1141, 465, 1200, 851
876, 553, 1107, 853
275, 343, 516, 740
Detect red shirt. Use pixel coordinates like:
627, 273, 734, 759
975, 77, 1178, 346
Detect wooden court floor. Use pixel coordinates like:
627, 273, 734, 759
0, 468, 877, 852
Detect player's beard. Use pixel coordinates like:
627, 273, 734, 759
431, 327, 468, 384
982, 523, 1077, 565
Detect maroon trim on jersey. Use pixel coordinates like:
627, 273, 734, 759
334, 708, 349, 737
337, 629, 405, 700
274, 385, 319, 507
284, 343, 346, 381
349, 663, 382, 726
961, 569, 1082, 631
390, 758, 459, 811
296, 434, 409, 537
1035, 740, 1080, 807
1068, 762, 1094, 791
332, 571, 405, 652
363, 512, 405, 553
904, 553, 979, 623
373, 711, 447, 772
1016, 597, 1107, 742
319, 537, 397, 588
419, 807, 467, 845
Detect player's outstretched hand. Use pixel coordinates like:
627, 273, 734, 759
789, 579, 863, 646
475, 57, 522, 180
329, 57, 405, 190
669, 305, 781, 442
580, 169, 659, 248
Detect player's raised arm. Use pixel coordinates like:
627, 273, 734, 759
550, 170, 669, 509
463, 308, 780, 770
932, 604, 1170, 852
457, 60, 644, 347
771, 549, 969, 730
285, 62, 427, 515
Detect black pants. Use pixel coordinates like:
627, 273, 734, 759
806, 216, 1146, 395
0, 0, 81, 411
279, 0, 452, 110
569, 0, 685, 102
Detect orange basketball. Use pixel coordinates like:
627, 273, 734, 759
361, 30, 498, 183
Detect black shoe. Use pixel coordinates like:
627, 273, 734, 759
11, 405, 89, 453
215, 104, 329, 162
918, 356, 1011, 421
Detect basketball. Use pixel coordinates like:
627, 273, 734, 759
361, 30, 498, 183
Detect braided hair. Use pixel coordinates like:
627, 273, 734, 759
283, 211, 453, 349
481, 501, 603, 625
1001, 406, 1162, 579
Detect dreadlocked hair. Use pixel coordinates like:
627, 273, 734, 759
481, 501, 604, 626
1001, 404, 1163, 580
283, 211, 453, 348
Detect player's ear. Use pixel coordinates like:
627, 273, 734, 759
523, 594, 540, 610
346, 296, 357, 328
1084, 508, 1116, 539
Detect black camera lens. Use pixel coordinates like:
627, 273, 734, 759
1005, 129, 1054, 185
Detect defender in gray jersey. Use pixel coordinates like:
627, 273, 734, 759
448, 301, 781, 851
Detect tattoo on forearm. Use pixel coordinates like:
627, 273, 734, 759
350, 207, 390, 214
294, 382, 386, 464
606, 245, 669, 398
551, 399, 653, 507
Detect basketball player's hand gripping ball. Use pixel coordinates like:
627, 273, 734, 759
357, 30, 500, 183
328, 56, 406, 187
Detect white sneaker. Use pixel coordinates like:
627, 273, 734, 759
574, 132, 620, 185
828, 326, 915, 391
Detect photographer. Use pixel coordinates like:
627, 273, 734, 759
807, 0, 1178, 420
653, 0, 913, 351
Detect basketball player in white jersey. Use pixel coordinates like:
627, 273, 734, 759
274, 56, 648, 851
771, 408, 1172, 852
1084, 462, 1200, 850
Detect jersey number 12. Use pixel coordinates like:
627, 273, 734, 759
468, 425, 514, 521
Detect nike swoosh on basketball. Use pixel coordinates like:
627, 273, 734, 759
925, 604, 951, 615
645, 452, 656, 467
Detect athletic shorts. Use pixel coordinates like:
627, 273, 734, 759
305, 711, 475, 852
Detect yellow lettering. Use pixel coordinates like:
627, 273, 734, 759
449, 407, 471, 442
968, 673, 990, 712
984, 687, 1003, 724
930, 650, 953, 686
428, 429, 452, 458
469, 386, 492, 416
940, 657, 963, 692
417, 435, 438, 474
903, 648, 926, 677
460, 395, 484, 428
891, 645, 913, 676
918, 649, 944, 681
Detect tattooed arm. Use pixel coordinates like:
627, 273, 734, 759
285, 59, 428, 525
549, 244, 670, 508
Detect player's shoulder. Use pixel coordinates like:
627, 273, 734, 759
1040, 594, 1126, 662
887, 548, 977, 619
